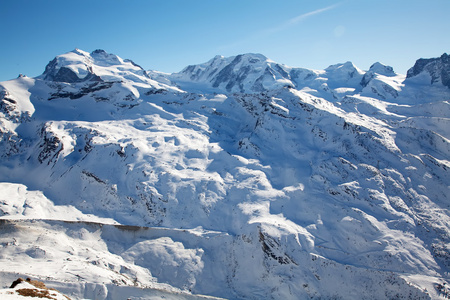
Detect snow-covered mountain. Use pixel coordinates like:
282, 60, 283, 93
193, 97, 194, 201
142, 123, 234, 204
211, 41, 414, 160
407, 53, 450, 88
0, 49, 449, 299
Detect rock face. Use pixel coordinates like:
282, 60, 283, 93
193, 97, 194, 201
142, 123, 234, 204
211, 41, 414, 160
0, 50, 449, 300
407, 53, 450, 88
43, 57, 102, 83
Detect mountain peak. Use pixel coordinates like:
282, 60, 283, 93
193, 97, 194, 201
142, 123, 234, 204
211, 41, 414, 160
325, 61, 357, 70
323, 61, 364, 89
359, 62, 397, 89
236, 53, 270, 63
41, 49, 149, 83
368, 62, 396, 76
89, 49, 123, 67
91, 49, 107, 55
406, 53, 450, 88
42, 49, 101, 83
171, 53, 290, 93
324, 61, 363, 76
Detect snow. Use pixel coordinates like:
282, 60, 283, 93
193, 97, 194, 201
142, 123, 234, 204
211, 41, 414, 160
368, 62, 397, 76
0, 77, 35, 116
0, 182, 118, 224
0, 281, 69, 300
0, 49, 449, 299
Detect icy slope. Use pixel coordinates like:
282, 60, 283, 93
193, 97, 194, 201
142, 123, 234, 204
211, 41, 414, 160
0, 49, 449, 299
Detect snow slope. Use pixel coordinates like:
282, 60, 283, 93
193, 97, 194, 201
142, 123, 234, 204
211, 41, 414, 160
0, 49, 449, 299
0, 279, 70, 300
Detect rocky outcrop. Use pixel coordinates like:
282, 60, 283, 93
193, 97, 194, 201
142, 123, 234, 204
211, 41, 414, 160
406, 53, 450, 88
43, 57, 102, 83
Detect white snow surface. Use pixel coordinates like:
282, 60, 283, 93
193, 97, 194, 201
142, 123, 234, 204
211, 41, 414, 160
0, 49, 449, 299
0, 281, 69, 300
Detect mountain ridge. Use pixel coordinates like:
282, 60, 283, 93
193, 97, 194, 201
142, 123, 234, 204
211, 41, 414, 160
0, 49, 449, 299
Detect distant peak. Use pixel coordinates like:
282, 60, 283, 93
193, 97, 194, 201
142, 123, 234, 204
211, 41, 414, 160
406, 53, 449, 78
206, 53, 269, 65
368, 62, 396, 76
91, 49, 107, 55
239, 53, 269, 61
89, 49, 120, 62
173, 52, 290, 93
325, 61, 364, 79
72, 48, 90, 56
406, 53, 450, 88
325, 61, 358, 71
40, 49, 147, 83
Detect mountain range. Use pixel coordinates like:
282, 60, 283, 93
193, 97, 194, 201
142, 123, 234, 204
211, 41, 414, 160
0, 48, 449, 299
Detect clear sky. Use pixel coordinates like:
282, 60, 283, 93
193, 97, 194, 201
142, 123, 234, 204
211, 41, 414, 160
1, 0, 449, 81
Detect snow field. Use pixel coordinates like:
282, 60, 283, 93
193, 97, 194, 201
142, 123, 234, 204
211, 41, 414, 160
0, 49, 449, 299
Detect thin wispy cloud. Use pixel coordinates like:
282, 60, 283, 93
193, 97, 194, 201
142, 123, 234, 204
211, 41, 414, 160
267, 2, 343, 34
218, 2, 343, 52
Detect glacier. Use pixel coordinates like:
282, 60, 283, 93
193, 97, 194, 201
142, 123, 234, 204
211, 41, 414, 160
0, 49, 449, 299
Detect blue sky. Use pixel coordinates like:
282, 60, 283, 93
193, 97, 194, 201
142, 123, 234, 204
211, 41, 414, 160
1, 0, 449, 81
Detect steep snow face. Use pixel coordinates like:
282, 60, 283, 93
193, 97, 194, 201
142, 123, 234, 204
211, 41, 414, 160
359, 62, 404, 100
323, 61, 365, 88
171, 53, 294, 93
0, 50, 449, 299
367, 62, 397, 77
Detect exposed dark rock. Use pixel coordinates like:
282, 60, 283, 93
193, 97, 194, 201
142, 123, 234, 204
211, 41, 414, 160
82, 170, 106, 184
91, 49, 107, 55
0, 90, 17, 114
44, 65, 102, 83
49, 81, 114, 100
38, 126, 63, 164
259, 230, 296, 265
10, 278, 24, 288
145, 88, 168, 95
407, 53, 450, 88
212, 55, 244, 89
360, 71, 375, 88
43, 55, 102, 83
